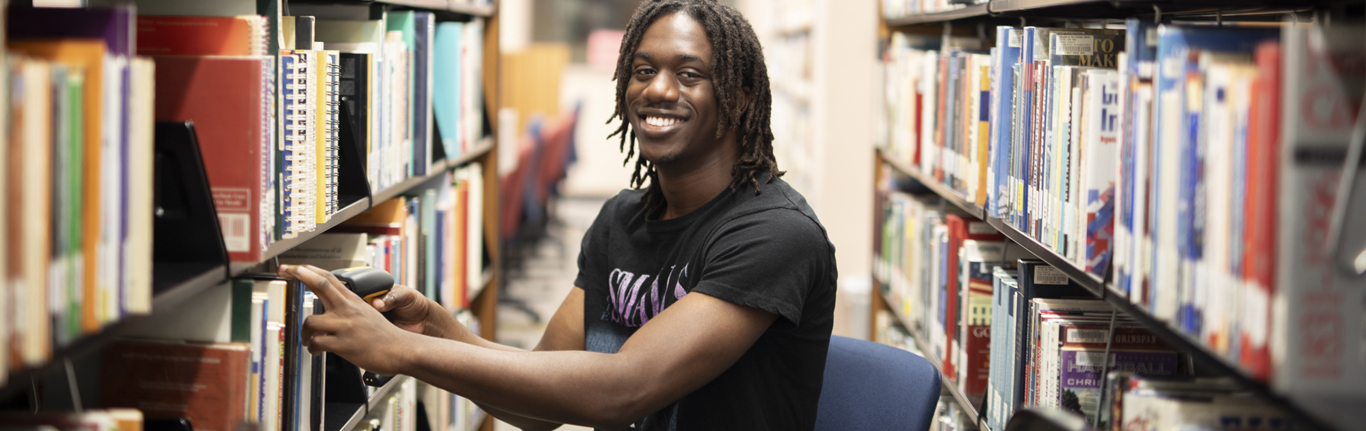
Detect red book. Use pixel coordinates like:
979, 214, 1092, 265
943, 215, 1004, 379
136, 15, 267, 56
1239, 41, 1279, 381
155, 56, 271, 263
101, 341, 249, 431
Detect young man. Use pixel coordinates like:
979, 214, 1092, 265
281, 1, 837, 429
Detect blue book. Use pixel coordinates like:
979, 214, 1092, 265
989, 27, 1022, 221
433, 22, 465, 159
281, 53, 300, 237
987, 267, 1019, 431
413, 12, 435, 174
1115, 19, 1157, 299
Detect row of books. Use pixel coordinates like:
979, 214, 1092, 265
103, 277, 317, 431
874, 190, 1192, 429
1106, 374, 1299, 431
882, 0, 985, 20
280, 164, 486, 313
104, 181, 487, 431
877, 21, 1366, 422
2, 6, 156, 382
141, 8, 486, 263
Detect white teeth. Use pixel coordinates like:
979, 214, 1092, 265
645, 116, 680, 127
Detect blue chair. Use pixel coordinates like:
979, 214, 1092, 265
816, 336, 943, 431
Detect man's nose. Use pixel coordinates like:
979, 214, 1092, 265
643, 72, 679, 104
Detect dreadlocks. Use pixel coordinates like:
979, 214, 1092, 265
607, 0, 781, 211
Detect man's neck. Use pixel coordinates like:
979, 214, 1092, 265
654, 148, 737, 221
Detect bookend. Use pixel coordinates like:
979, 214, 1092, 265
323, 353, 371, 431
152, 121, 230, 293
431, 111, 448, 165
337, 102, 372, 207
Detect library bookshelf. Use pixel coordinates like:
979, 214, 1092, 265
873, 2, 1365, 431
0, 2, 504, 431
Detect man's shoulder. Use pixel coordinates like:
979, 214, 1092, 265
717, 178, 828, 243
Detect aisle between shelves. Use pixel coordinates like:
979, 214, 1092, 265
873, 16, 1366, 431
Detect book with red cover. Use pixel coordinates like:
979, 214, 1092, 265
136, 15, 268, 56
943, 214, 1003, 380
154, 56, 271, 263
1239, 41, 1279, 382
101, 340, 249, 431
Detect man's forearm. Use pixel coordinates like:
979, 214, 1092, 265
399, 335, 642, 430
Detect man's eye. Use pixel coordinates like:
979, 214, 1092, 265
680, 72, 701, 79
635, 68, 656, 77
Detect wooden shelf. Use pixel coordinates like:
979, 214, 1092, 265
878, 149, 986, 220
875, 287, 983, 428
884, 4, 990, 26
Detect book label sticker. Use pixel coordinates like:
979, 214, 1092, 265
1009, 30, 1024, 48
1055, 35, 1095, 56
220, 213, 251, 252
1035, 265, 1070, 285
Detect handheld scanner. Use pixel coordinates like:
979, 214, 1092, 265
331, 267, 394, 302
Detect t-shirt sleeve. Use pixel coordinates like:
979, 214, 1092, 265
573, 200, 614, 291
690, 208, 832, 330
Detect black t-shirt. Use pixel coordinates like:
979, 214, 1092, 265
573, 177, 837, 431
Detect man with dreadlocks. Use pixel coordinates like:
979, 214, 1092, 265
278, 1, 835, 430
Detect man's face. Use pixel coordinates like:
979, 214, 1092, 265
626, 12, 721, 167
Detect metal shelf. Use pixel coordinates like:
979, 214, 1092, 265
876, 287, 983, 428
333, 375, 414, 431
878, 149, 987, 221
882, 148, 1341, 430
2, 137, 496, 393
983, 217, 1105, 295
375, 0, 496, 17
884, 4, 991, 26
372, 137, 494, 205
0, 264, 229, 400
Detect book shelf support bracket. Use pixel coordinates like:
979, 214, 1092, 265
64, 359, 82, 413
1329, 88, 1366, 277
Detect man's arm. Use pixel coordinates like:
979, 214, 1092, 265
286, 264, 775, 430
367, 277, 588, 430
467, 288, 586, 431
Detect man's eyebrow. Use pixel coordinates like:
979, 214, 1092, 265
630, 52, 706, 65
675, 53, 705, 64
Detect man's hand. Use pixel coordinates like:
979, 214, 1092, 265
370, 284, 437, 337
280, 264, 419, 376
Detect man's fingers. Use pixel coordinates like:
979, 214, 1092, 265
308, 334, 338, 354
303, 314, 345, 334
279, 264, 343, 310
373, 285, 417, 312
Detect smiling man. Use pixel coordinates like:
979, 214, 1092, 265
280, 1, 836, 430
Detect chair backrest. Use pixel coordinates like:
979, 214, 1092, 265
815, 335, 942, 431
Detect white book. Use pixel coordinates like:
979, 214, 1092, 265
920, 51, 939, 175
463, 163, 485, 294
1083, 69, 1121, 276
1272, 24, 1366, 429
125, 57, 154, 315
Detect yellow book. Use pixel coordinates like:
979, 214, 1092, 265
8, 39, 105, 335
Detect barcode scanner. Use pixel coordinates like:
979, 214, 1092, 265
329, 266, 398, 387
331, 266, 394, 303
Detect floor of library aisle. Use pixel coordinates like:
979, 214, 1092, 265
493, 196, 602, 431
